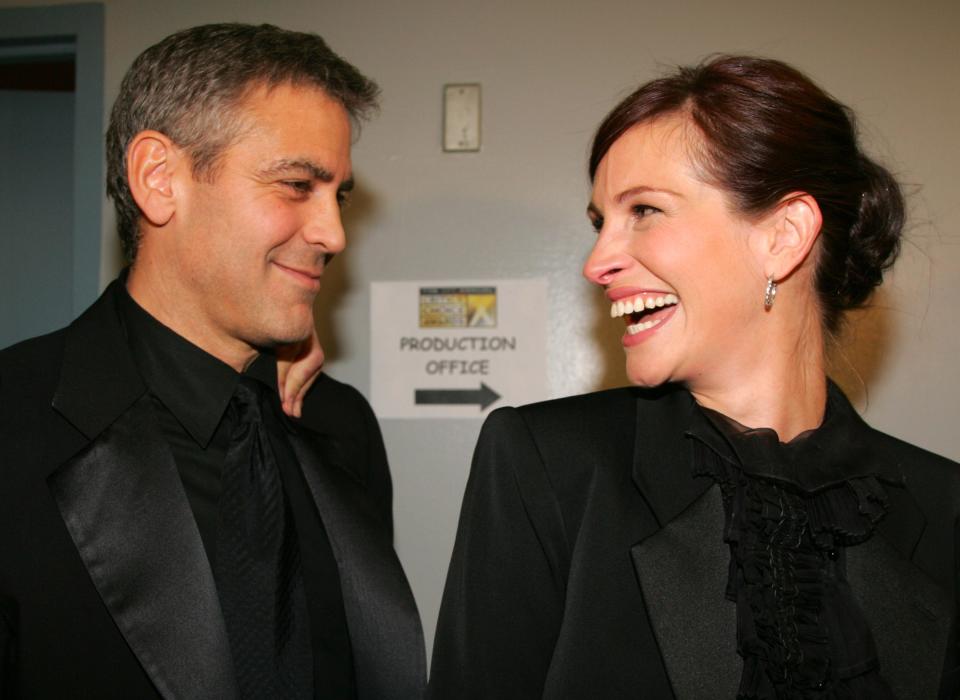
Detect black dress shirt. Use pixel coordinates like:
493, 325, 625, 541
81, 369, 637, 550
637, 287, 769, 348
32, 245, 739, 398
117, 284, 357, 698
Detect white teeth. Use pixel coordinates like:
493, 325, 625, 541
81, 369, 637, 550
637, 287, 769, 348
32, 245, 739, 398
609, 293, 679, 319
627, 318, 663, 334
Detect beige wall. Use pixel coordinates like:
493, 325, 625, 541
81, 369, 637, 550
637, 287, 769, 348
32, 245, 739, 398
7, 0, 958, 655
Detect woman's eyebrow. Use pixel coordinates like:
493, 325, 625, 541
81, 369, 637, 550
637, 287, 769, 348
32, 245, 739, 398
615, 185, 681, 203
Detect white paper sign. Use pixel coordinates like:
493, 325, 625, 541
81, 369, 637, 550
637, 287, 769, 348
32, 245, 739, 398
371, 279, 548, 418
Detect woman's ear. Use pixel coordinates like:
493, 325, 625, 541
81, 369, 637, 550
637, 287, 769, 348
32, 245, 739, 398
126, 130, 181, 227
752, 192, 823, 281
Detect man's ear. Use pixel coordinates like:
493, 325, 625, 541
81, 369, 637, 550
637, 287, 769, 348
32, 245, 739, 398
126, 130, 181, 227
751, 192, 823, 281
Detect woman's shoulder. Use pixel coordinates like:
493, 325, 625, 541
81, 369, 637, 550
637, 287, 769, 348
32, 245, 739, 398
863, 422, 960, 501
476, 384, 686, 464
497, 382, 690, 436
476, 384, 691, 494
856, 420, 960, 591
476, 387, 638, 475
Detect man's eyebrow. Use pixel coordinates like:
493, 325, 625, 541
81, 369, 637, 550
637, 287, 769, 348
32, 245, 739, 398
257, 159, 336, 182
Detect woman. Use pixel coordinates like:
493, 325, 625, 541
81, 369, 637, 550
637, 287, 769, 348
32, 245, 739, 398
428, 56, 960, 699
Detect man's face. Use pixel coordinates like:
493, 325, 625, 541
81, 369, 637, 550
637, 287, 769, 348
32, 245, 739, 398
169, 82, 352, 356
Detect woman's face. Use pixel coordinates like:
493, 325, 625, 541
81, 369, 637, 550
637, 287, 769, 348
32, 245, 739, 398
584, 114, 767, 391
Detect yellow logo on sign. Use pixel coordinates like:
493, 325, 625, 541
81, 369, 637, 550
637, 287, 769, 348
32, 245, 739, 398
419, 287, 497, 328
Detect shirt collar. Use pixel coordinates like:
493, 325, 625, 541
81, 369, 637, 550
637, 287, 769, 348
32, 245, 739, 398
685, 380, 903, 493
117, 281, 246, 448
244, 350, 281, 397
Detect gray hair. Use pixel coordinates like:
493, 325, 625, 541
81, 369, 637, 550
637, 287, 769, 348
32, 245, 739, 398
105, 23, 379, 261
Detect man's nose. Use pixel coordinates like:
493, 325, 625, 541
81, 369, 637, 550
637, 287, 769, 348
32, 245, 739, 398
302, 199, 346, 255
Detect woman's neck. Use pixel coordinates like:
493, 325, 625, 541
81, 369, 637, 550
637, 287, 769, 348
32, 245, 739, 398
689, 301, 828, 442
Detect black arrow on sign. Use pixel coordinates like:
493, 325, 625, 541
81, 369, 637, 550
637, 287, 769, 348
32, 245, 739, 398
415, 383, 501, 410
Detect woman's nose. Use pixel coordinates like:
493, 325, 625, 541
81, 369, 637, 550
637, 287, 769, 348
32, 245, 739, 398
582, 230, 628, 287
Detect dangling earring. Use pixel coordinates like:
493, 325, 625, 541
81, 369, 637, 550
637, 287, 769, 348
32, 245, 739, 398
763, 276, 778, 310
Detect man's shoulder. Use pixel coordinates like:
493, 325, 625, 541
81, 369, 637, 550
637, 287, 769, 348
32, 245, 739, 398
1, 280, 126, 400
1, 326, 69, 364
295, 373, 390, 493
0, 327, 69, 401
0, 328, 77, 468
298, 372, 378, 436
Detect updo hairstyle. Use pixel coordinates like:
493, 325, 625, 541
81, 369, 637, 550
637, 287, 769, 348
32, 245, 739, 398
590, 56, 904, 333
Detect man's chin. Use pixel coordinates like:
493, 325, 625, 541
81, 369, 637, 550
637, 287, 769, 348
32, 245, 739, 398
248, 322, 315, 351
259, 334, 312, 352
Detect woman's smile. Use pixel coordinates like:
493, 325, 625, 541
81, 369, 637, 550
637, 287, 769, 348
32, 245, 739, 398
608, 291, 680, 344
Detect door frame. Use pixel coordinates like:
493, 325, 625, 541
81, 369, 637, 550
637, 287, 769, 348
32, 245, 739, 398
1, 3, 104, 315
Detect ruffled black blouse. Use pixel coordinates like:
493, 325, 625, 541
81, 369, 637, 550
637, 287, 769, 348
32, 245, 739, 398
685, 382, 904, 699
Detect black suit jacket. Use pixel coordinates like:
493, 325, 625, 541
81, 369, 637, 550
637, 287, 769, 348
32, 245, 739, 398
0, 280, 425, 699
429, 385, 960, 699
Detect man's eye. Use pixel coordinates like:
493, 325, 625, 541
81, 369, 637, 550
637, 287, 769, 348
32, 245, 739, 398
589, 216, 603, 233
337, 191, 352, 208
284, 180, 313, 195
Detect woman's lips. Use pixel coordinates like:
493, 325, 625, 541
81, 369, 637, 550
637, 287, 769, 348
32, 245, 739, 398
608, 292, 679, 346
609, 292, 679, 318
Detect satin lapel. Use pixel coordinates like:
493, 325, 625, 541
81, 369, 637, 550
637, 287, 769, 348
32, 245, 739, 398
630, 489, 740, 700
847, 534, 953, 699
286, 429, 426, 700
629, 388, 713, 538
628, 388, 736, 699
49, 394, 237, 700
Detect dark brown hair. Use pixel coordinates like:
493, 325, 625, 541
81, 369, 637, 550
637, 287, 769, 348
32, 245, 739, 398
590, 55, 903, 333
106, 23, 380, 261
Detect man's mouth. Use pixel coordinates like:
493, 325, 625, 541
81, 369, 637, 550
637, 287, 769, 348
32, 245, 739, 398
273, 262, 323, 290
610, 293, 679, 335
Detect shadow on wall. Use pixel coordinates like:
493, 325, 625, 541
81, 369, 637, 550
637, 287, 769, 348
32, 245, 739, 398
312, 182, 380, 364
829, 287, 896, 412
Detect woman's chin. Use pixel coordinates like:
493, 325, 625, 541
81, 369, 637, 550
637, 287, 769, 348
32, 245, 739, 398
625, 360, 673, 389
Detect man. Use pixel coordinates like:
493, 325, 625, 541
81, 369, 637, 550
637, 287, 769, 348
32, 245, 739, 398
0, 23, 424, 699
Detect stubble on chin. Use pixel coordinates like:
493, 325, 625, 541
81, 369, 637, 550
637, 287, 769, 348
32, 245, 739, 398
253, 302, 317, 349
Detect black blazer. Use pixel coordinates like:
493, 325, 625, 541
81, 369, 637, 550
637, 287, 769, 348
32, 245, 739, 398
0, 280, 425, 699
429, 385, 960, 699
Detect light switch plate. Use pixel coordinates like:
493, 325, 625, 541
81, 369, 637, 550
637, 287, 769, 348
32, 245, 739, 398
443, 83, 481, 152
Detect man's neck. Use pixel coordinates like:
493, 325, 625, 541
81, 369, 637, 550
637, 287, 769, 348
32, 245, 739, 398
126, 259, 259, 373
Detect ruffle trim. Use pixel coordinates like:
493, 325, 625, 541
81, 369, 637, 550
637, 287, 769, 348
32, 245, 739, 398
692, 440, 896, 699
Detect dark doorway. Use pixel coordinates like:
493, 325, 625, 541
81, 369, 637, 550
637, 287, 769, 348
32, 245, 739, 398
0, 4, 103, 349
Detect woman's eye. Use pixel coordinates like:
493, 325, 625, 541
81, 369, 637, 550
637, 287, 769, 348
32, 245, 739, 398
632, 204, 660, 219
589, 216, 603, 233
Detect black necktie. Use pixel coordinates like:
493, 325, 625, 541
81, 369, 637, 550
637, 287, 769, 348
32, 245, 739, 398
214, 376, 313, 699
